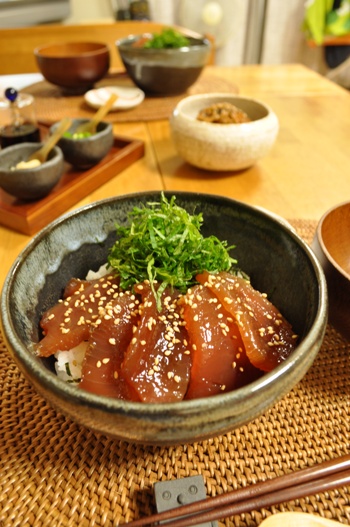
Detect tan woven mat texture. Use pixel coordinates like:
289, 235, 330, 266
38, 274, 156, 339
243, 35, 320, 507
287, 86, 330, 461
1, 219, 349, 527
24, 72, 238, 124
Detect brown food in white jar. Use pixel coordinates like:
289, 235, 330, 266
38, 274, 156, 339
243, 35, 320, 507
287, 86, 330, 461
197, 102, 251, 124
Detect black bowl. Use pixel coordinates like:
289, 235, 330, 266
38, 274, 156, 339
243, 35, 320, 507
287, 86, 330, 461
116, 33, 211, 95
0, 192, 327, 445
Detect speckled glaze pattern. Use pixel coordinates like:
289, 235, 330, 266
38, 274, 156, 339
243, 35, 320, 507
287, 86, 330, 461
0, 142, 64, 200
51, 119, 114, 169
0, 192, 328, 445
170, 94, 279, 171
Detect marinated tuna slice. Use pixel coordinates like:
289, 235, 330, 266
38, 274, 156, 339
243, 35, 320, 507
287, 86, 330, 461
181, 284, 261, 399
121, 283, 191, 403
80, 291, 140, 400
35, 274, 120, 357
197, 271, 298, 372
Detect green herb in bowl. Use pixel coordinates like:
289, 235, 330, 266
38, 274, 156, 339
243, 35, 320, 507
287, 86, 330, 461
143, 28, 190, 49
108, 193, 237, 309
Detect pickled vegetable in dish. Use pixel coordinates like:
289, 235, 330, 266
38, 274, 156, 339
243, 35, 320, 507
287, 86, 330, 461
63, 131, 93, 139
35, 195, 298, 402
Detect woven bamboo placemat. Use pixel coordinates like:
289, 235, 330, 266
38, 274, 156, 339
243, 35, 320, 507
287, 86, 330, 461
0, 219, 349, 527
24, 72, 239, 124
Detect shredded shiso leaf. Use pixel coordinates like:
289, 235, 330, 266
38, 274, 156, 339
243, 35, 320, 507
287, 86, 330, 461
143, 28, 190, 49
108, 194, 237, 309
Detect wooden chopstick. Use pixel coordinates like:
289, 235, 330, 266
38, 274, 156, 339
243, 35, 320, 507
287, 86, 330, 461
123, 454, 350, 527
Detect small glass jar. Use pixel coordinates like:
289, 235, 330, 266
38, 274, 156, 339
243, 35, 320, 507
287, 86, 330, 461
0, 92, 40, 149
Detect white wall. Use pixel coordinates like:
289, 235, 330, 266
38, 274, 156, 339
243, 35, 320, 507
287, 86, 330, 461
65, 0, 115, 24
64, 0, 326, 72
261, 0, 326, 73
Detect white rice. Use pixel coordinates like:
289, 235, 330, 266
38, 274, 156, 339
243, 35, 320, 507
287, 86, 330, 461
54, 342, 88, 384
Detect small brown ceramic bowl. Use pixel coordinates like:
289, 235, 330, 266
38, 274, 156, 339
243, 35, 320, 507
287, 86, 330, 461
34, 42, 110, 93
311, 201, 350, 340
0, 142, 64, 200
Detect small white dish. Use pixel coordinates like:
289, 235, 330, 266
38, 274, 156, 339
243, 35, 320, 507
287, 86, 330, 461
84, 86, 144, 111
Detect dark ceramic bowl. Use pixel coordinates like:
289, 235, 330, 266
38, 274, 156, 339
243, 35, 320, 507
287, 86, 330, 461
34, 42, 110, 93
51, 118, 114, 169
116, 33, 211, 95
0, 142, 64, 200
311, 201, 350, 340
0, 192, 327, 445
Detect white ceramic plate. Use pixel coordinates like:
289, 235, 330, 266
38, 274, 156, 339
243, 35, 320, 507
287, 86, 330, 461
84, 86, 145, 111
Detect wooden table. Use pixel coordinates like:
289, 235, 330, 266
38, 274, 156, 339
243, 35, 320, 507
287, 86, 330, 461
1, 63, 350, 290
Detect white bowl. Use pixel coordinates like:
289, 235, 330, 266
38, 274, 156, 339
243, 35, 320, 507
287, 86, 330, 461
170, 94, 279, 171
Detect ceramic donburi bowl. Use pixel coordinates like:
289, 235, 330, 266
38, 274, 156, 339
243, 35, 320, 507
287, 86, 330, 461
0, 192, 327, 445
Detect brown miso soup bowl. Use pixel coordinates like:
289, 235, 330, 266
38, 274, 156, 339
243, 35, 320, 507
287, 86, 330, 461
0, 192, 327, 445
312, 200, 350, 341
34, 42, 110, 93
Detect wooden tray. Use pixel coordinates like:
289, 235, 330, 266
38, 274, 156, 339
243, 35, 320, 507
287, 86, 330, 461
0, 134, 144, 236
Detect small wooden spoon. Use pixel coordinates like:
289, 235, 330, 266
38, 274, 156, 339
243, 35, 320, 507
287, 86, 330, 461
74, 92, 118, 135
28, 117, 72, 164
260, 512, 344, 526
